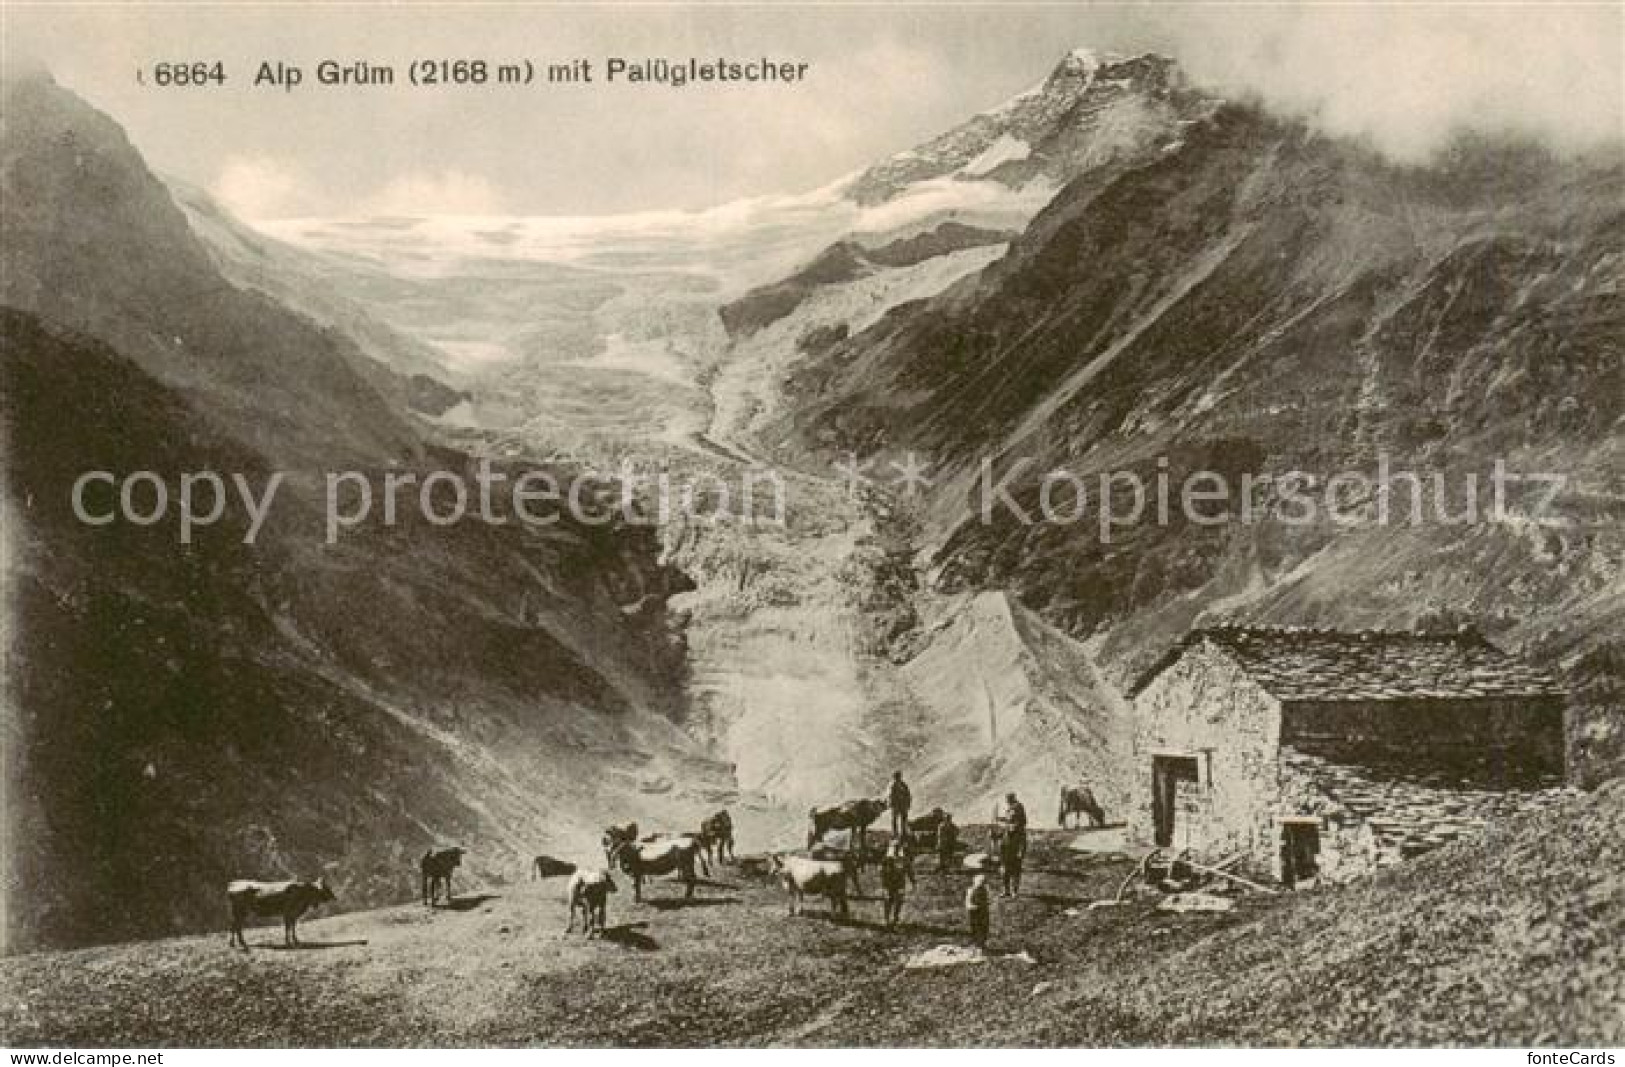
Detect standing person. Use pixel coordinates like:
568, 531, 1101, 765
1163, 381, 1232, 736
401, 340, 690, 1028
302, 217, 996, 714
995, 792, 1028, 852
880, 842, 910, 930
998, 821, 1025, 898
995, 792, 1028, 898
887, 771, 912, 838
896, 833, 917, 888
965, 873, 992, 950
936, 812, 958, 872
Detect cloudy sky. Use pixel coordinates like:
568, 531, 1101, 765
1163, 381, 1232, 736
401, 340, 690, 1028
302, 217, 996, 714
5, 3, 1620, 218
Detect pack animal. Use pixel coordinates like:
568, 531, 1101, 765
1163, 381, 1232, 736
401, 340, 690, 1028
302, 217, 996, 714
769, 853, 853, 920
808, 840, 863, 893
226, 878, 335, 950
420, 847, 465, 906
906, 807, 952, 849
564, 869, 617, 937
1058, 785, 1107, 829
699, 810, 735, 864
601, 822, 639, 865
807, 798, 887, 856
609, 836, 703, 902
638, 830, 712, 878
531, 855, 575, 880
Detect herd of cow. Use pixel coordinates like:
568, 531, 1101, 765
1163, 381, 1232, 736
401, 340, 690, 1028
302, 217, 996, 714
572, 802, 903, 937
222, 785, 1109, 949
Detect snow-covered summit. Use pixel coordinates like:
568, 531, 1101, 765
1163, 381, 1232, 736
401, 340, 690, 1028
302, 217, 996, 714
846, 48, 1195, 205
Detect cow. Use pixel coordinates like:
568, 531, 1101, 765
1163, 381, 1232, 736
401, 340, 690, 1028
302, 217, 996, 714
807, 798, 887, 857
564, 869, 617, 937
960, 851, 1000, 873
601, 822, 639, 866
1058, 784, 1107, 829
637, 830, 712, 879
768, 853, 852, 920
226, 877, 335, 950
421, 847, 465, 907
906, 807, 952, 850
609, 836, 703, 902
699, 809, 736, 864
809, 840, 863, 893
531, 855, 575, 880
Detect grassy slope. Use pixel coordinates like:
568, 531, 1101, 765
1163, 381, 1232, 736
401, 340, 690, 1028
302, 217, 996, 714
3, 786, 1618, 1047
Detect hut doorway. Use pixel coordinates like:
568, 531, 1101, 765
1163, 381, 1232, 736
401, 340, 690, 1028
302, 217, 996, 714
1280, 819, 1321, 887
1151, 754, 1200, 847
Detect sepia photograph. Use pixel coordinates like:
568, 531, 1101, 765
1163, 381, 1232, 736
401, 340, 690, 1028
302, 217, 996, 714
0, 0, 1620, 1053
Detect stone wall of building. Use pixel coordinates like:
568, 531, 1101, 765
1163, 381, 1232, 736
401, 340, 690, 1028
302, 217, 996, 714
1132, 638, 1575, 886
1129, 639, 1282, 859
1278, 747, 1578, 878
1276, 753, 1383, 884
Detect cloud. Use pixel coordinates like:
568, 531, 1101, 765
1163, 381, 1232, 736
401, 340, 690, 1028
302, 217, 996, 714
1147, 5, 1623, 161
362, 171, 508, 216
619, 36, 956, 209
212, 155, 312, 220
213, 160, 507, 220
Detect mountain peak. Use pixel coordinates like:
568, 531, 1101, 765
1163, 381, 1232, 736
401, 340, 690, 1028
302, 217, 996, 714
846, 48, 1198, 205
1037, 48, 1178, 91
1050, 46, 1103, 78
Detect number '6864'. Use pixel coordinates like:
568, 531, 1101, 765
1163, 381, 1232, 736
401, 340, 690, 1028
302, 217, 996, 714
152, 62, 226, 86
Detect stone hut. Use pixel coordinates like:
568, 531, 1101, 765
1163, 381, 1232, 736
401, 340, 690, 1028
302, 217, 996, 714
1127, 626, 1569, 885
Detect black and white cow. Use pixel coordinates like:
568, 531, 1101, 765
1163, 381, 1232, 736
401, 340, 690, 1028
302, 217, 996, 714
226, 878, 335, 950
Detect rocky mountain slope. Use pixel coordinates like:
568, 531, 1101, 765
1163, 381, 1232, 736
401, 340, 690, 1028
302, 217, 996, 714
666, 477, 1128, 819
847, 50, 1205, 205
897, 590, 1132, 817
653, 54, 1251, 819
718, 221, 1016, 337
0, 73, 730, 951
766, 102, 1625, 783
169, 181, 469, 417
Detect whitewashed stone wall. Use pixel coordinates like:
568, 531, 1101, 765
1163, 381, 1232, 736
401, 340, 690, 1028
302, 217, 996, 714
1132, 641, 1576, 885
1129, 640, 1282, 859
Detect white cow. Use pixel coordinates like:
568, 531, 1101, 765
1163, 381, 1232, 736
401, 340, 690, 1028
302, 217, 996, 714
768, 854, 852, 920
564, 869, 617, 937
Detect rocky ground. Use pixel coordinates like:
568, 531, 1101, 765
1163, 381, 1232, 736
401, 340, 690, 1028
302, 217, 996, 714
4, 783, 1619, 1047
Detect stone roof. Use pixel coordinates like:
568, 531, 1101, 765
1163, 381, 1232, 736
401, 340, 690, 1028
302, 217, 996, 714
1132, 625, 1565, 703
1281, 747, 1573, 864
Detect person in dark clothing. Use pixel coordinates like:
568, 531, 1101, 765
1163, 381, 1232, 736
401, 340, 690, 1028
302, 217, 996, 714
880, 842, 910, 929
995, 793, 1028, 849
887, 771, 912, 837
936, 812, 958, 871
965, 874, 991, 949
998, 823, 1025, 898
995, 793, 1028, 898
